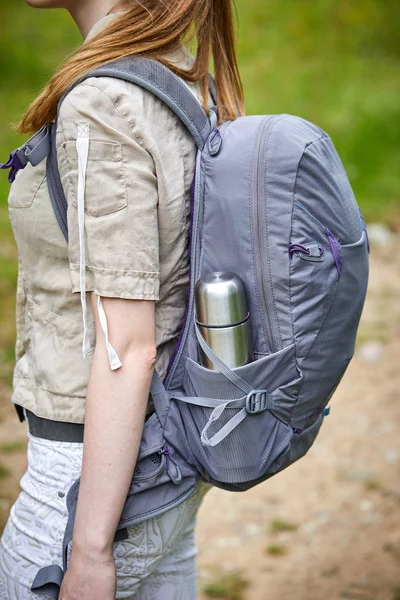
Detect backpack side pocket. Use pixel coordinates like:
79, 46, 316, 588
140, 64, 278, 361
164, 345, 300, 488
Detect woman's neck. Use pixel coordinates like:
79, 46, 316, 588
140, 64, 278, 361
69, 0, 128, 38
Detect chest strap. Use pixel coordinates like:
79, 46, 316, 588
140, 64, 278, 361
0, 124, 51, 183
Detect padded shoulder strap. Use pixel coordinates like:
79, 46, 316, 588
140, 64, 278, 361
47, 56, 213, 242
47, 123, 69, 242
61, 56, 212, 150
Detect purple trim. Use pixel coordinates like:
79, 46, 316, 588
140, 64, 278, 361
289, 243, 311, 256
160, 445, 179, 477
326, 229, 342, 275
163, 169, 196, 383
210, 128, 221, 144
0, 149, 26, 183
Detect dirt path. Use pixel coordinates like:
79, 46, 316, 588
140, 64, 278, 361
0, 236, 399, 600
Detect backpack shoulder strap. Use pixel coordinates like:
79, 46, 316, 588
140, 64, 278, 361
72, 57, 213, 149
47, 56, 214, 242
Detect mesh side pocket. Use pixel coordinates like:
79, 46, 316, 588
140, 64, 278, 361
166, 346, 299, 485
134, 453, 163, 480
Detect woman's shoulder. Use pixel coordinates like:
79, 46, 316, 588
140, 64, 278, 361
58, 46, 204, 148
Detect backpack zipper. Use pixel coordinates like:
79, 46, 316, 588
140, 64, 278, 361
252, 116, 282, 354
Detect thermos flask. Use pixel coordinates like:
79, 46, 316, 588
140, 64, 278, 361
194, 272, 253, 370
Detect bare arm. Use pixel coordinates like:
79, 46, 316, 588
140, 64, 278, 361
72, 293, 156, 554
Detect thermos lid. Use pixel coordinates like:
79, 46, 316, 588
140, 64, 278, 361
195, 271, 249, 327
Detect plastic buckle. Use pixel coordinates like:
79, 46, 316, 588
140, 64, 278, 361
245, 389, 270, 415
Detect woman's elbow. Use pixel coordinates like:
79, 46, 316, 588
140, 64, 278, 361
125, 344, 157, 368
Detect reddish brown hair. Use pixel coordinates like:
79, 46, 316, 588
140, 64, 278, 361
19, 0, 244, 134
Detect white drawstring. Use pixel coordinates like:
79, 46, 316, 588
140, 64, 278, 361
97, 295, 122, 370
76, 122, 122, 371
76, 123, 91, 359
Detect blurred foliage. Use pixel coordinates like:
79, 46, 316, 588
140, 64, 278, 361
0, 0, 399, 385
203, 570, 249, 600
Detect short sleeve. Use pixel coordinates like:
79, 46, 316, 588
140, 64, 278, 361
56, 80, 160, 301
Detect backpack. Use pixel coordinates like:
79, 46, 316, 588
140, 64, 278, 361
1, 57, 369, 596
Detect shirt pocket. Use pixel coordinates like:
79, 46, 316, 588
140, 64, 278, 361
27, 295, 95, 398
8, 162, 47, 209
61, 140, 128, 217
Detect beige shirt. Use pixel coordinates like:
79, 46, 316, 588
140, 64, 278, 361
8, 15, 207, 423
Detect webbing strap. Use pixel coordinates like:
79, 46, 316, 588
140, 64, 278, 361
31, 564, 64, 599
165, 321, 273, 447
173, 390, 273, 448
46, 123, 69, 242
24, 124, 52, 166
0, 124, 51, 183
194, 320, 253, 395
173, 393, 247, 410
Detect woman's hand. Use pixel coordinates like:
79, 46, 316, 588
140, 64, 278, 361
59, 545, 116, 600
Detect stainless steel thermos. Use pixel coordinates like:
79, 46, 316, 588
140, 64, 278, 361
194, 272, 253, 370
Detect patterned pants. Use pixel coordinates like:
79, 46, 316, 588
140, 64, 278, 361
0, 429, 210, 599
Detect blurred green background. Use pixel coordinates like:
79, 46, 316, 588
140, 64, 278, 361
0, 0, 399, 390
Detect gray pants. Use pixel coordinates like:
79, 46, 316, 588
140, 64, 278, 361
0, 430, 210, 599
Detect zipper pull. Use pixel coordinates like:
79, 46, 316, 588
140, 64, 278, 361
208, 128, 223, 156
159, 445, 182, 485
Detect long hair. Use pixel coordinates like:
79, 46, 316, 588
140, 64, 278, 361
19, 0, 244, 134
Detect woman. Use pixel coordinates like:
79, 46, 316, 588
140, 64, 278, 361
0, 0, 244, 598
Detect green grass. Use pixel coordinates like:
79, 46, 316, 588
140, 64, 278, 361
0, 441, 26, 455
265, 543, 288, 556
392, 587, 400, 600
0, 463, 10, 479
203, 571, 249, 600
364, 479, 383, 492
269, 518, 298, 534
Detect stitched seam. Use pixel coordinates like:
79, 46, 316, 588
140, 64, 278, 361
263, 116, 289, 350
69, 263, 159, 275
119, 143, 129, 212
13, 375, 87, 406
72, 288, 159, 300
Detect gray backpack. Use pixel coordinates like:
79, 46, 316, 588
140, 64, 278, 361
2, 57, 369, 597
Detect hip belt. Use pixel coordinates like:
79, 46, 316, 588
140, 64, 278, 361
25, 409, 85, 443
